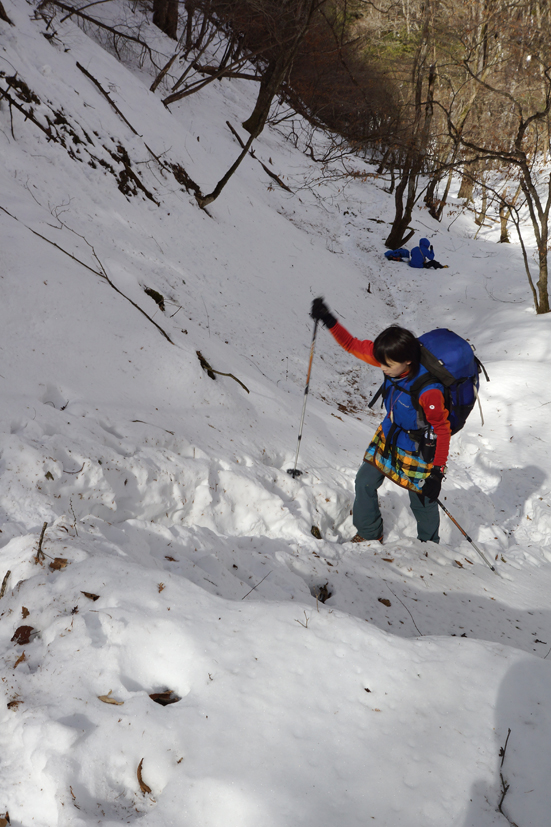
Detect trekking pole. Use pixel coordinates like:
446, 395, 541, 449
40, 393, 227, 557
287, 319, 319, 478
436, 499, 497, 573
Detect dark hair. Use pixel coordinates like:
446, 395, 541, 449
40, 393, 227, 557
373, 325, 420, 377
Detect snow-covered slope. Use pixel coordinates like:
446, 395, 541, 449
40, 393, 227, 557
1, 3, 551, 826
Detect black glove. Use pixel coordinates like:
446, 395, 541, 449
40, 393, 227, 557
430, 244, 434, 252
418, 466, 444, 504
310, 297, 337, 329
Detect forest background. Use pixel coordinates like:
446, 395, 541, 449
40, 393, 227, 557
136, 0, 551, 314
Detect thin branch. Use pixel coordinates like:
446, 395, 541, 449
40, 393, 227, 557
76, 61, 141, 136
39, 1, 158, 64
384, 580, 422, 635
241, 570, 272, 600
34, 522, 48, 565
0, 205, 174, 344
60, 0, 113, 23
499, 728, 512, 768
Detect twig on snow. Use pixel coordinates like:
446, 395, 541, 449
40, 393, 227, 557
497, 729, 520, 827
499, 728, 512, 768
384, 580, 422, 635
76, 61, 141, 136
241, 570, 272, 600
196, 351, 250, 393
34, 522, 48, 565
0, 205, 174, 344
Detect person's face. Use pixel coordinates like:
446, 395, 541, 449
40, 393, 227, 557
381, 359, 411, 378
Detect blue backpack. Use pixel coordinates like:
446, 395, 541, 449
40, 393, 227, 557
412, 329, 489, 434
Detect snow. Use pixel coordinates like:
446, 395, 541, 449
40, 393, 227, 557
1, 2, 551, 826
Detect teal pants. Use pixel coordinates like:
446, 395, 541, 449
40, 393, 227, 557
353, 461, 440, 543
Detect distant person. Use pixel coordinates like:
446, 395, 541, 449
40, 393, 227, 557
310, 297, 451, 544
384, 247, 410, 262
409, 237, 447, 269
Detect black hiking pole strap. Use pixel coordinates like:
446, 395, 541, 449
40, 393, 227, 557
288, 318, 319, 478
436, 499, 497, 573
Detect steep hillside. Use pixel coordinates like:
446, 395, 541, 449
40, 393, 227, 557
1, 3, 551, 827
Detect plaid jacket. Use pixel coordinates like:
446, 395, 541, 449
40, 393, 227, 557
364, 425, 432, 493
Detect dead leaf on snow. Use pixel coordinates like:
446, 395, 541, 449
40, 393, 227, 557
49, 558, 68, 571
454, 560, 463, 568
14, 652, 26, 669
382, 558, 394, 563
11, 625, 35, 645
98, 690, 124, 705
137, 758, 152, 794
378, 598, 391, 607
81, 591, 100, 601
21, 607, 30, 618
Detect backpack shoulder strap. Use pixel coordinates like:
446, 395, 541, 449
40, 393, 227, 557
419, 342, 456, 387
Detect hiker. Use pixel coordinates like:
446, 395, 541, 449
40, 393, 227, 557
310, 297, 451, 544
409, 237, 446, 269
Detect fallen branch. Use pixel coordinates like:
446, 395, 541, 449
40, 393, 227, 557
163, 55, 253, 106
0, 84, 53, 141
76, 61, 140, 136
226, 121, 293, 193
0, 205, 174, 344
194, 63, 260, 82
196, 351, 249, 393
241, 570, 272, 600
150, 52, 178, 94
39, 1, 158, 65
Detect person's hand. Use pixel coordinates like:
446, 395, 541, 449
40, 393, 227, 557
310, 297, 337, 328
419, 466, 444, 504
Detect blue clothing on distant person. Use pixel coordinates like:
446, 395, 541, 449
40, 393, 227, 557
384, 247, 410, 261
409, 238, 434, 268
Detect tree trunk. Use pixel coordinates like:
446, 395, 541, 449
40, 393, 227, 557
153, 0, 178, 40
458, 170, 474, 202
424, 171, 443, 220
498, 203, 510, 242
537, 232, 550, 313
384, 158, 418, 248
385, 54, 436, 248
242, 55, 291, 137
242, 0, 320, 139
195, 130, 256, 208
474, 184, 487, 226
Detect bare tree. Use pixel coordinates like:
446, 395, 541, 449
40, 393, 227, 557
444, 0, 551, 313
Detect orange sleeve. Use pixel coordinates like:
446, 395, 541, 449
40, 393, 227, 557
328, 321, 381, 367
420, 388, 451, 467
